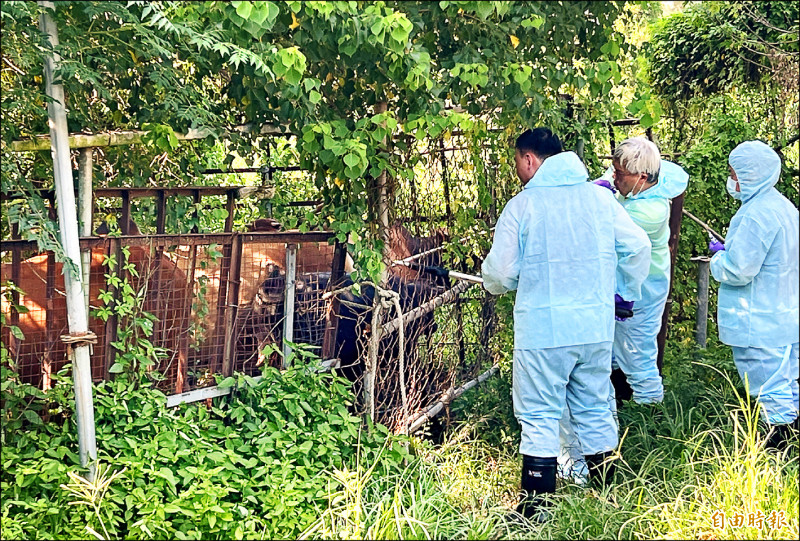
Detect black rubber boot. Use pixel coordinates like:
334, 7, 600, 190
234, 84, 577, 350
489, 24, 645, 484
765, 422, 798, 452
515, 455, 557, 522
610, 368, 633, 408
585, 450, 616, 489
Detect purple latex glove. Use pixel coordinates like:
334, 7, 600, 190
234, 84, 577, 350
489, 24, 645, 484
593, 179, 617, 193
614, 293, 634, 321
708, 233, 725, 254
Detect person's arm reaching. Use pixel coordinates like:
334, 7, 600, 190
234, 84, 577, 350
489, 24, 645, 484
481, 199, 522, 295
711, 216, 775, 287
613, 201, 651, 303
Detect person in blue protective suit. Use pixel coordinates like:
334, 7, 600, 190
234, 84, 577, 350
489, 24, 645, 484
481, 127, 651, 520
605, 138, 689, 405
558, 137, 689, 483
709, 140, 799, 450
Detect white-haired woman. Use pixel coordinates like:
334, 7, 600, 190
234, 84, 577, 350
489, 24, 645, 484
559, 136, 689, 483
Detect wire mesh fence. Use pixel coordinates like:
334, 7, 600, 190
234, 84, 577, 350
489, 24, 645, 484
1, 232, 344, 395
2, 134, 503, 433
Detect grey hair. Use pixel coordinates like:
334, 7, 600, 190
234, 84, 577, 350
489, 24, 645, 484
613, 136, 661, 183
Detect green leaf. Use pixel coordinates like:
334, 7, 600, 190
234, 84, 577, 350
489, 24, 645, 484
235, 1, 252, 20
343, 153, 360, 168
108, 362, 125, 374
22, 410, 41, 425
249, 4, 268, 25
298, 440, 313, 453
286, 68, 302, 86
521, 15, 545, 29
218, 377, 236, 389
475, 2, 494, 19
391, 26, 407, 42
265, 1, 280, 24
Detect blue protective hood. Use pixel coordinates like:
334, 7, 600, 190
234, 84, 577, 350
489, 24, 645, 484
625, 160, 688, 201
729, 140, 782, 202
598, 160, 688, 201
526, 151, 588, 189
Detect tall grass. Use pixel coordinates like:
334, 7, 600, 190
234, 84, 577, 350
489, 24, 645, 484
305, 345, 799, 540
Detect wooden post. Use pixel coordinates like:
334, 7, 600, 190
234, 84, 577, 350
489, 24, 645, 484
440, 141, 465, 365
104, 236, 121, 375
366, 101, 390, 424
155, 189, 166, 234
211, 190, 237, 373
365, 290, 383, 424
44, 206, 55, 391
439, 138, 452, 227
692, 256, 711, 348
177, 189, 201, 392
120, 190, 131, 235
9, 224, 21, 357
608, 123, 616, 154
152, 190, 166, 349
575, 108, 585, 160
222, 233, 243, 377
373, 101, 390, 283
656, 192, 685, 373
321, 241, 348, 362
78, 148, 93, 318
38, 0, 96, 481
282, 243, 297, 367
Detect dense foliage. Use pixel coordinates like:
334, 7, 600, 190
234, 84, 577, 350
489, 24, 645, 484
2, 1, 636, 279
1, 360, 410, 540
1, 2, 799, 539
646, 1, 798, 104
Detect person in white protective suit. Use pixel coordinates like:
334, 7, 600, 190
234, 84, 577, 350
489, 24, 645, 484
481, 127, 651, 520
558, 137, 689, 483
709, 140, 799, 450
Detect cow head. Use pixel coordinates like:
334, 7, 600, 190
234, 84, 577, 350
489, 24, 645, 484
95, 217, 142, 236
247, 218, 282, 232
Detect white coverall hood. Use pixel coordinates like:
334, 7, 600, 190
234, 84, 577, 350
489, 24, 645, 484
728, 140, 782, 203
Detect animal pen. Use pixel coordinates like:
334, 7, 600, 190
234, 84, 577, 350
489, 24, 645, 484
1, 137, 502, 435
2, 119, 688, 434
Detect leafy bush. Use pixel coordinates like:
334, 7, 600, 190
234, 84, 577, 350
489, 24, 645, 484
1, 361, 410, 540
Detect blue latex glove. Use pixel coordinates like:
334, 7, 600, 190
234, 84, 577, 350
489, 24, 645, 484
614, 293, 634, 321
708, 233, 725, 254
593, 179, 617, 193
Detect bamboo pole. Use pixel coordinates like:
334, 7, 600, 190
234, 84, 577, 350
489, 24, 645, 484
282, 244, 297, 367
682, 208, 724, 242
382, 280, 474, 336
10, 123, 288, 152
38, 0, 96, 482
78, 148, 93, 317
407, 364, 499, 434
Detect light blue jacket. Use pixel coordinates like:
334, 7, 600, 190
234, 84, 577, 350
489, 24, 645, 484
601, 161, 689, 307
711, 141, 799, 348
482, 151, 651, 349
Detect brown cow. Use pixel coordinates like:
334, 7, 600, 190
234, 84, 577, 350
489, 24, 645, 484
1, 235, 191, 391
191, 219, 353, 336
235, 222, 451, 374
386, 223, 449, 282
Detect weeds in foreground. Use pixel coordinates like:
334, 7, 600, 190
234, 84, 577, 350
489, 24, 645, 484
306, 346, 798, 540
